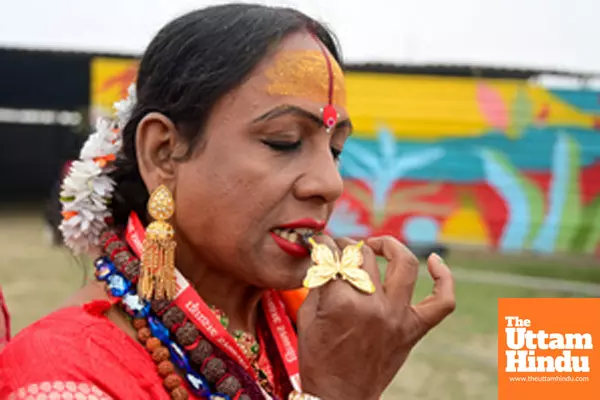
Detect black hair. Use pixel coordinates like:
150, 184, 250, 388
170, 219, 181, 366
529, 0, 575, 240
109, 3, 343, 229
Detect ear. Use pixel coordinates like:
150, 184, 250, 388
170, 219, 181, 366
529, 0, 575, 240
135, 112, 180, 191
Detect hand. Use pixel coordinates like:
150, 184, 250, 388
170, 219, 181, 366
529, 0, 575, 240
296, 235, 456, 400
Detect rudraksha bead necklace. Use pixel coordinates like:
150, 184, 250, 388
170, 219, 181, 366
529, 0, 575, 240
96, 230, 264, 400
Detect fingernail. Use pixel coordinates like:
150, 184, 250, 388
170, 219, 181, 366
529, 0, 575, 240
432, 252, 445, 264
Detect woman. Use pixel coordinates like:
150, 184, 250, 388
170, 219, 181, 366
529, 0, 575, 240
0, 4, 455, 400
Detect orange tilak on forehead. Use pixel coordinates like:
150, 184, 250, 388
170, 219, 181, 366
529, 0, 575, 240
264, 49, 346, 111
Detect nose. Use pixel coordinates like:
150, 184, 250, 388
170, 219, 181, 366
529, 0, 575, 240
293, 147, 344, 204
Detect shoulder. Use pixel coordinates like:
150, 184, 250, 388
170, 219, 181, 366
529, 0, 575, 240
0, 302, 128, 376
0, 301, 162, 399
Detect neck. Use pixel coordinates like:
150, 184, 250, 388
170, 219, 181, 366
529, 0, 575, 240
176, 244, 264, 334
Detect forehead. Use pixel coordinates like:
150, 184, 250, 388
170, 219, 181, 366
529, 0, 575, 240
250, 32, 346, 109
206, 32, 349, 133
264, 49, 346, 108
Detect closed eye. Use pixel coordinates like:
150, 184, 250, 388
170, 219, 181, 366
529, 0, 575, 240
261, 139, 302, 152
262, 139, 342, 164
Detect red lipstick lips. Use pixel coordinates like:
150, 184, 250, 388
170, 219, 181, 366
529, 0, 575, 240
271, 218, 325, 258
277, 218, 326, 231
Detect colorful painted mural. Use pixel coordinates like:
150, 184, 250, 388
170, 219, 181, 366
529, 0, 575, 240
331, 73, 600, 257
89, 57, 600, 257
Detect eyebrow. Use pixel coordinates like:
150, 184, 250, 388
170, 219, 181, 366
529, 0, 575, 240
252, 104, 353, 133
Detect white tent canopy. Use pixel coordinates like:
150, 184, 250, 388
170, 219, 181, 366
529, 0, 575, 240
1, 0, 599, 75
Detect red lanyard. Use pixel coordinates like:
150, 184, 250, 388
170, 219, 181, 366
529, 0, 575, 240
261, 291, 302, 391
125, 212, 301, 392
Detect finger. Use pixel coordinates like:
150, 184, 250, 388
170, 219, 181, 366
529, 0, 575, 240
297, 236, 335, 327
297, 285, 320, 327
366, 236, 419, 305
334, 237, 383, 293
413, 253, 456, 331
309, 235, 360, 304
297, 235, 328, 324
310, 234, 340, 260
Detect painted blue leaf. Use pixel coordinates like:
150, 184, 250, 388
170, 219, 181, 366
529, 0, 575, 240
378, 128, 397, 161
531, 133, 574, 253
328, 200, 370, 237
479, 148, 529, 251
340, 142, 380, 178
341, 128, 446, 212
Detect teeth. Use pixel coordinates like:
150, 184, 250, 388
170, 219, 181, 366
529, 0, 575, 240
272, 228, 313, 243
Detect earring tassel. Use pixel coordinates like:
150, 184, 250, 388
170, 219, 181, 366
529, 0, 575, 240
139, 185, 177, 301
139, 239, 154, 299
152, 239, 176, 300
139, 221, 176, 300
162, 241, 177, 299
154, 241, 165, 299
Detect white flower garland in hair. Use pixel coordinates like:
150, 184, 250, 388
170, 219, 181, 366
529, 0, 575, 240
59, 84, 137, 254
114, 84, 137, 129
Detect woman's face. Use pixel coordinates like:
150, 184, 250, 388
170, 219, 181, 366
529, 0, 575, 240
171, 32, 351, 289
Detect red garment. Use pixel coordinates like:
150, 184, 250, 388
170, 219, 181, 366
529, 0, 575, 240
0, 300, 201, 400
0, 287, 10, 351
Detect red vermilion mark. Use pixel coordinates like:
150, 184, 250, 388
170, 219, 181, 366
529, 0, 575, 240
311, 33, 338, 131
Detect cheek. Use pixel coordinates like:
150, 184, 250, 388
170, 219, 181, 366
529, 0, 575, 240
172, 156, 279, 250
174, 162, 235, 238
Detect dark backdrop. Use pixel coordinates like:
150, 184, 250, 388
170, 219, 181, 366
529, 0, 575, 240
0, 48, 90, 203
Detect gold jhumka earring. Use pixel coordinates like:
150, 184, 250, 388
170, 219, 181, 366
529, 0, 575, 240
139, 184, 177, 300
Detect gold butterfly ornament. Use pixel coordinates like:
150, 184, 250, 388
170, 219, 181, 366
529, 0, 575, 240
303, 238, 376, 294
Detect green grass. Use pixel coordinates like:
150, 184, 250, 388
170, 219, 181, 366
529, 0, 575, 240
1, 209, 597, 400
444, 251, 600, 284
0, 211, 84, 333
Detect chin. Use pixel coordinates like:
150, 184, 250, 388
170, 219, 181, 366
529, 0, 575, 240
257, 260, 309, 291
